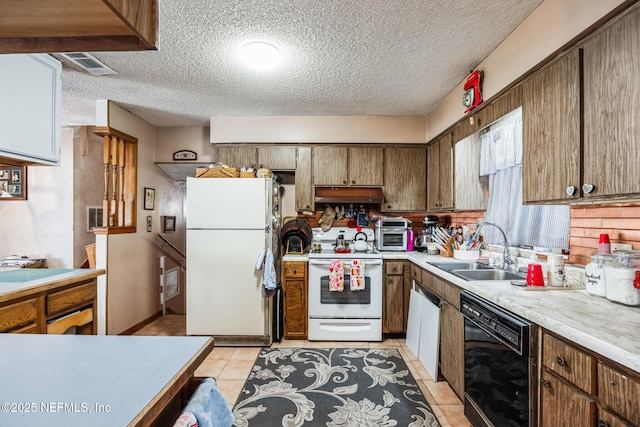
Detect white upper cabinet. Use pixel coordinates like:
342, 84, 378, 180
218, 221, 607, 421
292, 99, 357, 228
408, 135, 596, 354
0, 54, 61, 165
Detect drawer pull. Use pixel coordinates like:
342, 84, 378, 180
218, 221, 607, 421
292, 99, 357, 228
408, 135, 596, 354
541, 379, 550, 388
293, 268, 297, 274
609, 380, 616, 386
556, 356, 566, 366
598, 421, 610, 427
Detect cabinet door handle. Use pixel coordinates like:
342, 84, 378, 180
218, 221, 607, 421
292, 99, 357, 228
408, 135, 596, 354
292, 268, 297, 274
566, 186, 577, 196
582, 183, 595, 194
343, 180, 347, 185
351, 180, 356, 184
556, 356, 566, 366
541, 379, 550, 388
598, 421, 611, 427
609, 380, 617, 386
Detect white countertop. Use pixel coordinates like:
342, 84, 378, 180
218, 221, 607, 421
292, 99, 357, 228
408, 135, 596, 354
0, 334, 213, 426
402, 251, 640, 373
0, 269, 105, 299
284, 250, 640, 373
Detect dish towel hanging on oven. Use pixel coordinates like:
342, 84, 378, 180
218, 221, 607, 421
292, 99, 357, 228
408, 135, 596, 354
329, 259, 344, 292
350, 259, 365, 291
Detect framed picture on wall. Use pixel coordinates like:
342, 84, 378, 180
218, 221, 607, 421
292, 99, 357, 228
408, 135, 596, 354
161, 216, 176, 233
143, 187, 155, 210
0, 164, 27, 200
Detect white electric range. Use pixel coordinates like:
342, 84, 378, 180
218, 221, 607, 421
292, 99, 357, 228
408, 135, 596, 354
307, 227, 383, 341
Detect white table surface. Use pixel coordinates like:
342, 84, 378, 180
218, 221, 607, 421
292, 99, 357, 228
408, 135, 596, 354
0, 334, 213, 426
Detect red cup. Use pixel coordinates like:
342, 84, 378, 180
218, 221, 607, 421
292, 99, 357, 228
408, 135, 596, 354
527, 264, 545, 286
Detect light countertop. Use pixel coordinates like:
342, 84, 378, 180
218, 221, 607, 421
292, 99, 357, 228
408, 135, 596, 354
0, 269, 105, 303
402, 252, 640, 373
284, 250, 640, 373
0, 334, 214, 426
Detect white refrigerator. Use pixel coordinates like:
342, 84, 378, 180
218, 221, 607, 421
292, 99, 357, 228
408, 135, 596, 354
186, 177, 275, 344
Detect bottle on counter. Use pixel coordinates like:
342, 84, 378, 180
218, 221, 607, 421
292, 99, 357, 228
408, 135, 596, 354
406, 227, 414, 251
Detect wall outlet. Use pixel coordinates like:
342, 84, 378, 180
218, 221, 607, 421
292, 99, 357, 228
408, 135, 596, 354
611, 243, 632, 251
147, 216, 152, 232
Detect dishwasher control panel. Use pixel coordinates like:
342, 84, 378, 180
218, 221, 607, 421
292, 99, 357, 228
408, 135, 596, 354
460, 292, 531, 355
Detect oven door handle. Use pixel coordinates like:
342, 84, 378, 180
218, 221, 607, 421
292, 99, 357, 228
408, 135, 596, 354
308, 259, 383, 266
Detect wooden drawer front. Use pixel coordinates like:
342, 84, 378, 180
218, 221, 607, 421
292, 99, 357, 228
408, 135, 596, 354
410, 264, 422, 282
598, 363, 640, 425
543, 333, 595, 393
283, 262, 306, 278
385, 261, 404, 275
0, 298, 38, 332
442, 281, 461, 309
47, 308, 93, 334
598, 407, 633, 427
421, 270, 445, 298
47, 282, 96, 316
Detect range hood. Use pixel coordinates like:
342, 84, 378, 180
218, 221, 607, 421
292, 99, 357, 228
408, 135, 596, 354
314, 187, 385, 204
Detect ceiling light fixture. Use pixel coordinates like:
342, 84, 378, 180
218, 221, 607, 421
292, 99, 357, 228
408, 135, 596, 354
240, 42, 281, 71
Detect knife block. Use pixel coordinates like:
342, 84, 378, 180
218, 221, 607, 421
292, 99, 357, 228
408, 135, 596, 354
441, 237, 455, 258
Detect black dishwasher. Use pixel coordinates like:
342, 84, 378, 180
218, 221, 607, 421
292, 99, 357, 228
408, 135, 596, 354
460, 291, 538, 427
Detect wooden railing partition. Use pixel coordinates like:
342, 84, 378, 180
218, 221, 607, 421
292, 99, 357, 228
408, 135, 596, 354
93, 126, 138, 234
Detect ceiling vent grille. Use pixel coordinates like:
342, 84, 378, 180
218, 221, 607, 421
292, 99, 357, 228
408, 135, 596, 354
60, 52, 117, 76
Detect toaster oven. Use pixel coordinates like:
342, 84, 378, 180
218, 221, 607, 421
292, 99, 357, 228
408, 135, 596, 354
375, 218, 409, 251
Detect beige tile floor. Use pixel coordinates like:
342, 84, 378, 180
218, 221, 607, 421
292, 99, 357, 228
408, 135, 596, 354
134, 314, 471, 427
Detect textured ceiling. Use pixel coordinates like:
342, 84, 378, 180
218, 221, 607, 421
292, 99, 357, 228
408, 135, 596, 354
60, 0, 543, 127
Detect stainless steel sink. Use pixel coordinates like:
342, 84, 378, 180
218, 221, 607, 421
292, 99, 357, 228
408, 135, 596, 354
430, 262, 494, 272
452, 269, 525, 281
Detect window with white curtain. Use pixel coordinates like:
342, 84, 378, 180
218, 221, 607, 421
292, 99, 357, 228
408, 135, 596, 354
479, 107, 570, 250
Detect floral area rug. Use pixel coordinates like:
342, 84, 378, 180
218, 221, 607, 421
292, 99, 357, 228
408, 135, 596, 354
232, 347, 441, 427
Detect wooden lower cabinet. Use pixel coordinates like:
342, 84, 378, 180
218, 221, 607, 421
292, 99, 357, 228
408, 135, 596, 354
439, 301, 464, 398
382, 260, 411, 333
0, 279, 98, 334
541, 330, 640, 427
282, 261, 308, 339
540, 368, 595, 427
410, 264, 464, 398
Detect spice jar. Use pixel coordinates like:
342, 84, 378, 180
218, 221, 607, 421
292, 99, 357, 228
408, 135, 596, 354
603, 250, 640, 306
584, 253, 613, 297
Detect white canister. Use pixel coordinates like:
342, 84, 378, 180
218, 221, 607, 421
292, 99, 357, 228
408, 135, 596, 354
604, 251, 640, 306
546, 254, 566, 287
584, 253, 612, 297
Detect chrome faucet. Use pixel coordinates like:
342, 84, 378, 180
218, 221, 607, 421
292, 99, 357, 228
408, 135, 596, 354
472, 222, 515, 271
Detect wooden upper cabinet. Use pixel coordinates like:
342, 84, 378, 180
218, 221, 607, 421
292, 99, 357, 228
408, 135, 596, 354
382, 147, 426, 211
295, 147, 313, 212
257, 146, 297, 170
582, 4, 640, 199
454, 131, 488, 211
312, 146, 348, 186
0, 0, 158, 53
522, 49, 581, 204
427, 135, 454, 211
216, 146, 257, 169
477, 86, 523, 130
348, 146, 384, 186
312, 146, 383, 186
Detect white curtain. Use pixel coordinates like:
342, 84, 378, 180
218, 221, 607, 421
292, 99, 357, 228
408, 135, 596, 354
480, 108, 570, 250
